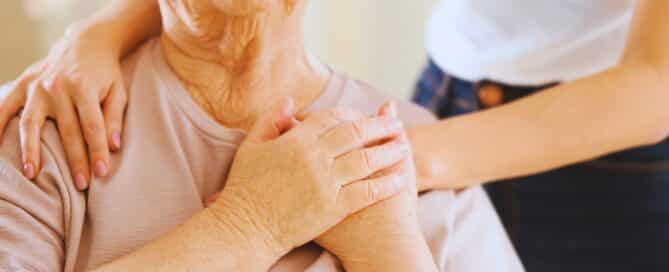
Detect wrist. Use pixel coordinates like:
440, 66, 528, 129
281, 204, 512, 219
409, 124, 471, 190
206, 194, 288, 264
409, 126, 439, 191
341, 235, 437, 272
65, 20, 125, 58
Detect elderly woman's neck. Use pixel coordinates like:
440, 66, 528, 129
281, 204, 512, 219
160, 15, 329, 130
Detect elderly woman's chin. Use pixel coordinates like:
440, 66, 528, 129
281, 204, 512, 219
210, 0, 282, 15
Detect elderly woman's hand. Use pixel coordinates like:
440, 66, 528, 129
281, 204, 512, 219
207, 98, 412, 257
315, 102, 438, 272
0, 24, 128, 190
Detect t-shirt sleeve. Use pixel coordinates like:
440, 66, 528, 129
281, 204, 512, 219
0, 120, 77, 272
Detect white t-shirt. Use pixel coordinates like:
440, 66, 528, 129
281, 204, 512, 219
426, 0, 636, 85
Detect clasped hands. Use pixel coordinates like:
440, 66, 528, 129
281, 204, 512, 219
206, 99, 435, 271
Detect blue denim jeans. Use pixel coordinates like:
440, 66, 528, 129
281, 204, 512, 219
414, 60, 669, 271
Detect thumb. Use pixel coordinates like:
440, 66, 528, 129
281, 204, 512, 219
246, 97, 296, 143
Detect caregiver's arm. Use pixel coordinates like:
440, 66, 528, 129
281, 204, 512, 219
69, 0, 161, 58
0, 0, 160, 190
412, 0, 669, 190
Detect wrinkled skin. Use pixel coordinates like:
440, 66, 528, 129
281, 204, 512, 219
208, 103, 428, 269
211, 100, 413, 254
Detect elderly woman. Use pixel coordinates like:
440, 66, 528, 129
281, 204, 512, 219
0, 0, 520, 271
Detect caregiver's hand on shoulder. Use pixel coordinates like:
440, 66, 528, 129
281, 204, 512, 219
207, 98, 412, 257
315, 102, 438, 272
0, 25, 127, 191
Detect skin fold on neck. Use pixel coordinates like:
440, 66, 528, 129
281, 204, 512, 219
159, 0, 329, 130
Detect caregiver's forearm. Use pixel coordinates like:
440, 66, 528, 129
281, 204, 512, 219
93, 208, 283, 271
412, 0, 669, 190
412, 64, 669, 189
68, 0, 161, 58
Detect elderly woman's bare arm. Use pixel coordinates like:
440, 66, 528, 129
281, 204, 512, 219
412, 0, 669, 190
0, 0, 161, 190
93, 207, 284, 271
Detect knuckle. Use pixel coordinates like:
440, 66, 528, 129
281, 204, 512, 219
57, 120, 81, 140
116, 91, 129, 104
340, 150, 372, 176
61, 73, 81, 87
366, 182, 379, 201
60, 126, 80, 140
63, 139, 86, 156
90, 148, 108, 159
81, 119, 104, 136
42, 74, 61, 90
349, 121, 365, 142
327, 108, 350, 123
26, 81, 43, 95
334, 107, 358, 118
19, 114, 38, 128
15, 74, 34, 89
327, 108, 344, 118
359, 149, 374, 171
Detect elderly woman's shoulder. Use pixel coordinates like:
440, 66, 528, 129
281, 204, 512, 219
334, 73, 437, 126
0, 117, 71, 184
0, 114, 81, 226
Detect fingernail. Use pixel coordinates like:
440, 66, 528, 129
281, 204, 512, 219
112, 132, 122, 149
23, 162, 35, 179
95, 161, 108, 177
75, 174, 88, 190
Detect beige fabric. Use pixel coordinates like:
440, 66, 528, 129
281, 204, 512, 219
0, 39, 524, 272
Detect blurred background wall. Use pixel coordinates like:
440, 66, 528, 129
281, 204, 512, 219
0, 1, 42, 83
1, 0, 436, 98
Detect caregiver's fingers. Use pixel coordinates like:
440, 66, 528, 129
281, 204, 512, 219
19, 84, 48, 180
0, 80, 28, 142
334, 139, 411, 184
55, 101, 91, 190
103, 81, 128, 151
74, 92, 110, 177
246, 97, 297, 144
338, 172, 408, 215
318, 115, 403, 157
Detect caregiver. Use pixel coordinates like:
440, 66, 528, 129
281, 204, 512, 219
3, 0, 669, 270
